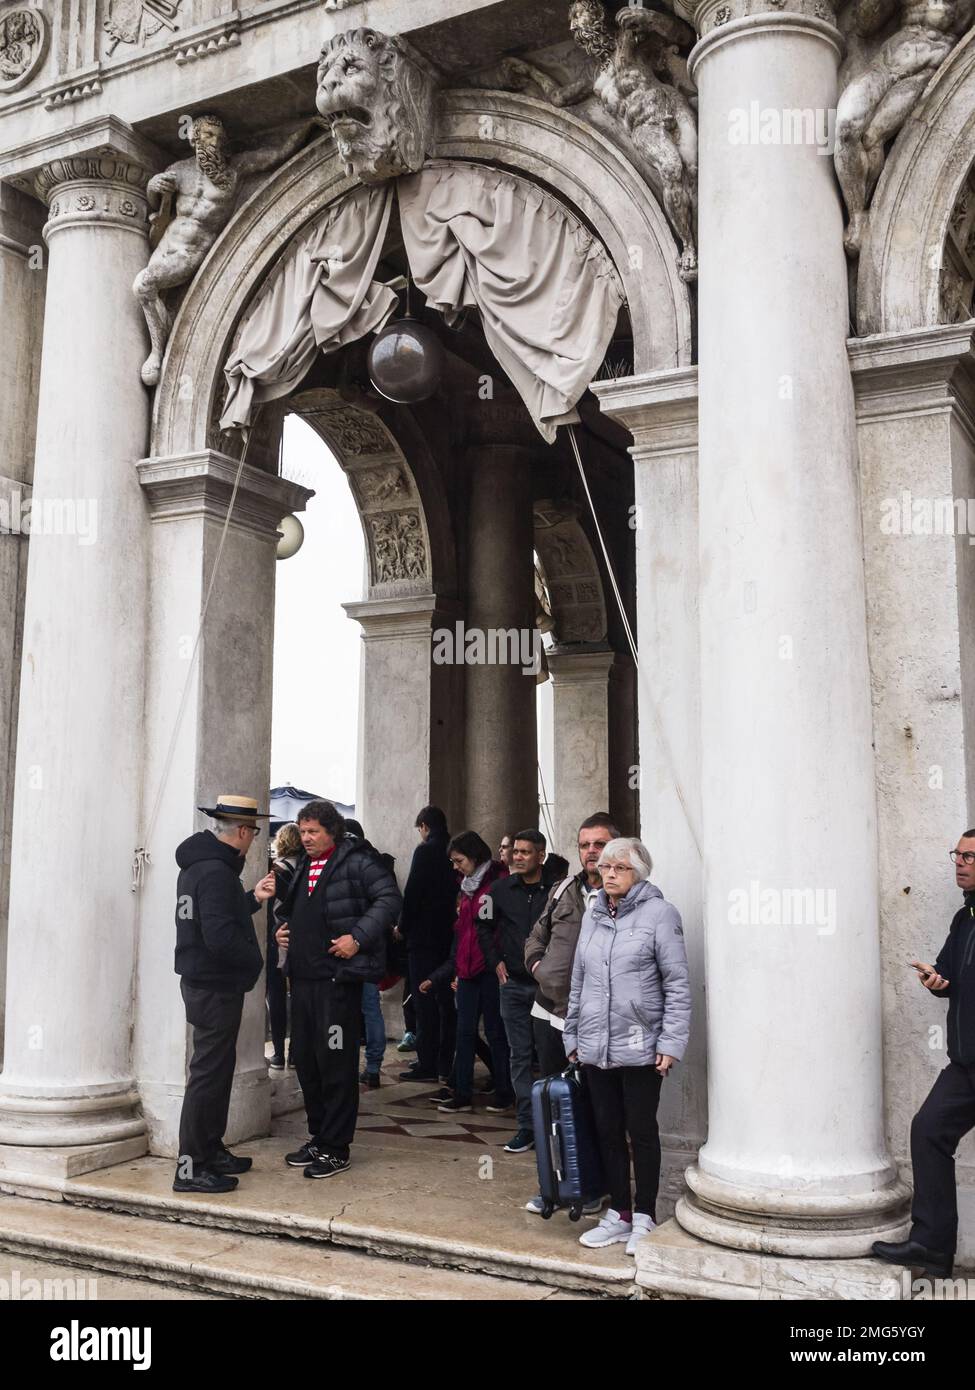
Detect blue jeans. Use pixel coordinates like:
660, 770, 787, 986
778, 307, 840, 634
499, 977, 536, 1129
454, 973, 512, 1105
362, 983, 385, 1074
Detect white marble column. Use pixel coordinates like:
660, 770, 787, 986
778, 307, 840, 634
134, 452, 312, 1155
0, 184, 45, 1054
0, 152, 155, 1181
592, 369, 707, 1218
463, 445, 538, 849
344, 594, 464, 879
677, 0, 908, 1260
547, 647, 615, 860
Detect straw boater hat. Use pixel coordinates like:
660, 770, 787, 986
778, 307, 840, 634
197, 794, 270, 825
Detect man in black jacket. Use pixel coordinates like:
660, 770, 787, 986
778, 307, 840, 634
275, 800, 401, 1178
174, 794, 276, 1194
397, 806, 458, 1084
873, 830, 975, 1278
478, 829, 549, 1155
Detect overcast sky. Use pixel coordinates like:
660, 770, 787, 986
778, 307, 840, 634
271, 416, 363, 803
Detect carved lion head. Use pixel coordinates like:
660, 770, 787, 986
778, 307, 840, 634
315, 27, 435, 183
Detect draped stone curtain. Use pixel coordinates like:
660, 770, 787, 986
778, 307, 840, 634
220, 161, 625, 442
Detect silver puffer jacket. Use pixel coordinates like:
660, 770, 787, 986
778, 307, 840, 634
563, 879, 690, 1068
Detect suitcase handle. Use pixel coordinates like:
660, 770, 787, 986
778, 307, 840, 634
548, 1121, 565, 1183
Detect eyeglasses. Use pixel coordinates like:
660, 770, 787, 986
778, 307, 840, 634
949, 850, 975, 865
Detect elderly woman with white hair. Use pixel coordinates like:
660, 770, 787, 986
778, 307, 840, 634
563, 837, 690, 1253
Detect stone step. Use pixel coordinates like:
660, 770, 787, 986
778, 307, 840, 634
0, 1194, 592, 1301
44, 1134, 640, 1297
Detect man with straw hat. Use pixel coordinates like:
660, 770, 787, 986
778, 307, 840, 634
173, 794, 276, 1193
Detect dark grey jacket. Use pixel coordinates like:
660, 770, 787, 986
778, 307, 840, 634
563, 879, 690, 1068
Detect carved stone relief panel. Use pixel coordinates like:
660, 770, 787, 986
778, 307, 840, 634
533, 500, 607, 644
940, 164, 975, 324
0, 7, 48, 92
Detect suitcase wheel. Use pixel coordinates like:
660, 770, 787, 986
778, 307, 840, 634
541, 1201, 555, 1220
568, 1205, 582, 1222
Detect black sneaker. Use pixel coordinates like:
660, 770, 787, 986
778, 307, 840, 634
285, 1140, 321, 1168
503, 1128, 535, 1154
268, 1054, 285, 1070
172, 1169, 239, 1194
398, 1069, 438, 1082
427, 1087, 453, 1105
304, 1154, 351, 1179
209, 1146, 253, 1175
359, 1070, 381, 1089
437, 1098, 473, 1113
486, 1096, 515, 1113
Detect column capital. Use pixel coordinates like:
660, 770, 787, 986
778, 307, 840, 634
689, 4, 841, 75
137, 451, 314, 541
35, 154, 151, 240
592, 368, 699, 460
546, 645, 617, 684
343, 593, 463, 640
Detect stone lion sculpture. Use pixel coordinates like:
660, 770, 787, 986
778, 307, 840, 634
315, 27, 437, 182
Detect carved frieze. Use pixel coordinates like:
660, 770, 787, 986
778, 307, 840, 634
0, 7, 48, 92
940, 162, 975, 324
103, 0, 183, 57
534, 503, 607, 645
312, 407, 392, 456
370, 510, 428, 584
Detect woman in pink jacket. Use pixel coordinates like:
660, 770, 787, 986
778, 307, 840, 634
420, 831, 512, 1113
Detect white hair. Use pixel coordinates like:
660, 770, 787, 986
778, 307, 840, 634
212, 817, 252, 836
597, 836, 652, 880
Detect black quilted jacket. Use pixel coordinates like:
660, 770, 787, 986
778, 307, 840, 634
277, 835, 402, 983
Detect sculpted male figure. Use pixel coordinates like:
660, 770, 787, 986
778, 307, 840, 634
133, 115, 316, 387
836, 0, 975, 256
506, 0, 697, 281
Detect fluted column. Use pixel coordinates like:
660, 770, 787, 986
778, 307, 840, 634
676, 0, 908, 1260
0, 152, 153, 1178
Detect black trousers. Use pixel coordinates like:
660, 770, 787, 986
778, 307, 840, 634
290, 976, 363, 1160
910, 1060, 975, 1256
178, 979, 244, 1172
266, 914, 287, 1059
583, 1064, 663, 1219
409, 948, 456, 1078
533, 1014, 568, 1080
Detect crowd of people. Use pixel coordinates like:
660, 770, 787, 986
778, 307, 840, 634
172, 792, 690, 1251
172, 792, 975, 1273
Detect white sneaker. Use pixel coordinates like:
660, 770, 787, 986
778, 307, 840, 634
578, 1208, 632, 1248
524, 1194, 544, 1215
625, 1213, 656, 1256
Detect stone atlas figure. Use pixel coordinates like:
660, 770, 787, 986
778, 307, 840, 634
835, 0, 975, 256
133, 114, 317, 387
501, 0, 698, 282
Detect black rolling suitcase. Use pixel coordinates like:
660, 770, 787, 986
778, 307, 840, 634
531, 1063, 605, 1220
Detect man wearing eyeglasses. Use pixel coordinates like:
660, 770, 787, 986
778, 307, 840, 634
873, 831, 975, 1278
173, 794, 277, 1194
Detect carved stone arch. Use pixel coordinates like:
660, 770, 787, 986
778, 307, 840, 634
288, 387, 457, 600
857, 29, 975, 334
151, 89, 693, 463
533, 500, 608, 645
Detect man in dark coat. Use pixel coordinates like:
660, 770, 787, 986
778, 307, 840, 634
873, 829, 975, 1279
397, 805, 459, 1084
174, 794, 276, 1194
275, 800, 402, 1178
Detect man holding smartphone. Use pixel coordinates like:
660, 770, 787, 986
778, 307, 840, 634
872, 831, 975, 1278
